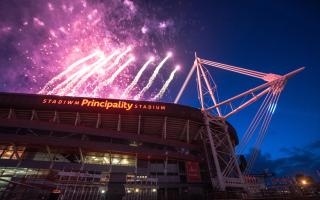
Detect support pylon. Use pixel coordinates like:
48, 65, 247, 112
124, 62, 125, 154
175, 53, 304, 190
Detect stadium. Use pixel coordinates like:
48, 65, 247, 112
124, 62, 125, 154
0, 92, 244, 200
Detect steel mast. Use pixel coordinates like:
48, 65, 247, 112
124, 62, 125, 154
175, 53, 304, 191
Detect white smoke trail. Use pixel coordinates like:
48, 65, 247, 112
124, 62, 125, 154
135, 53, 172, 99
86, 46, 132, 93
70, 50, 120, 95
49, 56, 106, 95
121, 56, 154, 99
105, 47, 132, 71
93, 56, 135, 97
38, 50, 103, 94
151, 66, 179, 101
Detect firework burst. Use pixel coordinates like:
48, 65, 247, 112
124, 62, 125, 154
40, 48, 178, 101
1, 0, 179, 101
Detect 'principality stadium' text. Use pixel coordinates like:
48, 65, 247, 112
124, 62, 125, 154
41, 98, 166, 111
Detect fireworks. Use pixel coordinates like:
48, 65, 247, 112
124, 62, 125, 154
121, 56, 154, 99
69, 50, 120, 95
49, 53, 105, 95
38, 48, 178, 101
86, 47, 132, 95
38, 51, 102, 94
134, 52, 172, 100
92, 55, 135, 97
151, 65, 180, 101
0, 0, 178, 98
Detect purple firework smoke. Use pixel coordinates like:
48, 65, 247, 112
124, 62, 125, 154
0, 0, 179, 100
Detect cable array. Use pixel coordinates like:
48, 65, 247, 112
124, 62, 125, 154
174, 55, 303, 180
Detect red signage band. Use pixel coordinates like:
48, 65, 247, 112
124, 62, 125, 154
186, 161, 201, 182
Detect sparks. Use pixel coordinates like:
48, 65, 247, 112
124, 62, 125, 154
38, 51, 103, 94
135, 53, 172, 99
93, 56, 135, 97
70, 50, 120, 95
3, 0, 176, 99
50, 55, 105, 95
121, 56, 154, 99
151, 65, 179, 101
89, 47, 132, 95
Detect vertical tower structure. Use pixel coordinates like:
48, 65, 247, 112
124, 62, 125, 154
174, 53, 304, 191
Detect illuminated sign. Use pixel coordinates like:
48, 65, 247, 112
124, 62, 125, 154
41, 98, 166, 111
186, 161, 201, 182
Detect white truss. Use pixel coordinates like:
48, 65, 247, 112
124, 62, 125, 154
175, 53, 304, 190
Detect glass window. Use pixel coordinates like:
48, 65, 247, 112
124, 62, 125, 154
33, 152, 51, 161
1, 150, 14, 159
84, 152, 136, 166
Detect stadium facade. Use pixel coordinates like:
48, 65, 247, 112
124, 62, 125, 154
0, 92, 243, 200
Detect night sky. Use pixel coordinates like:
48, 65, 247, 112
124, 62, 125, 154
0, 0, 319, 179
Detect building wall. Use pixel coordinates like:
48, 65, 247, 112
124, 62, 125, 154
0, 93, 241, 199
